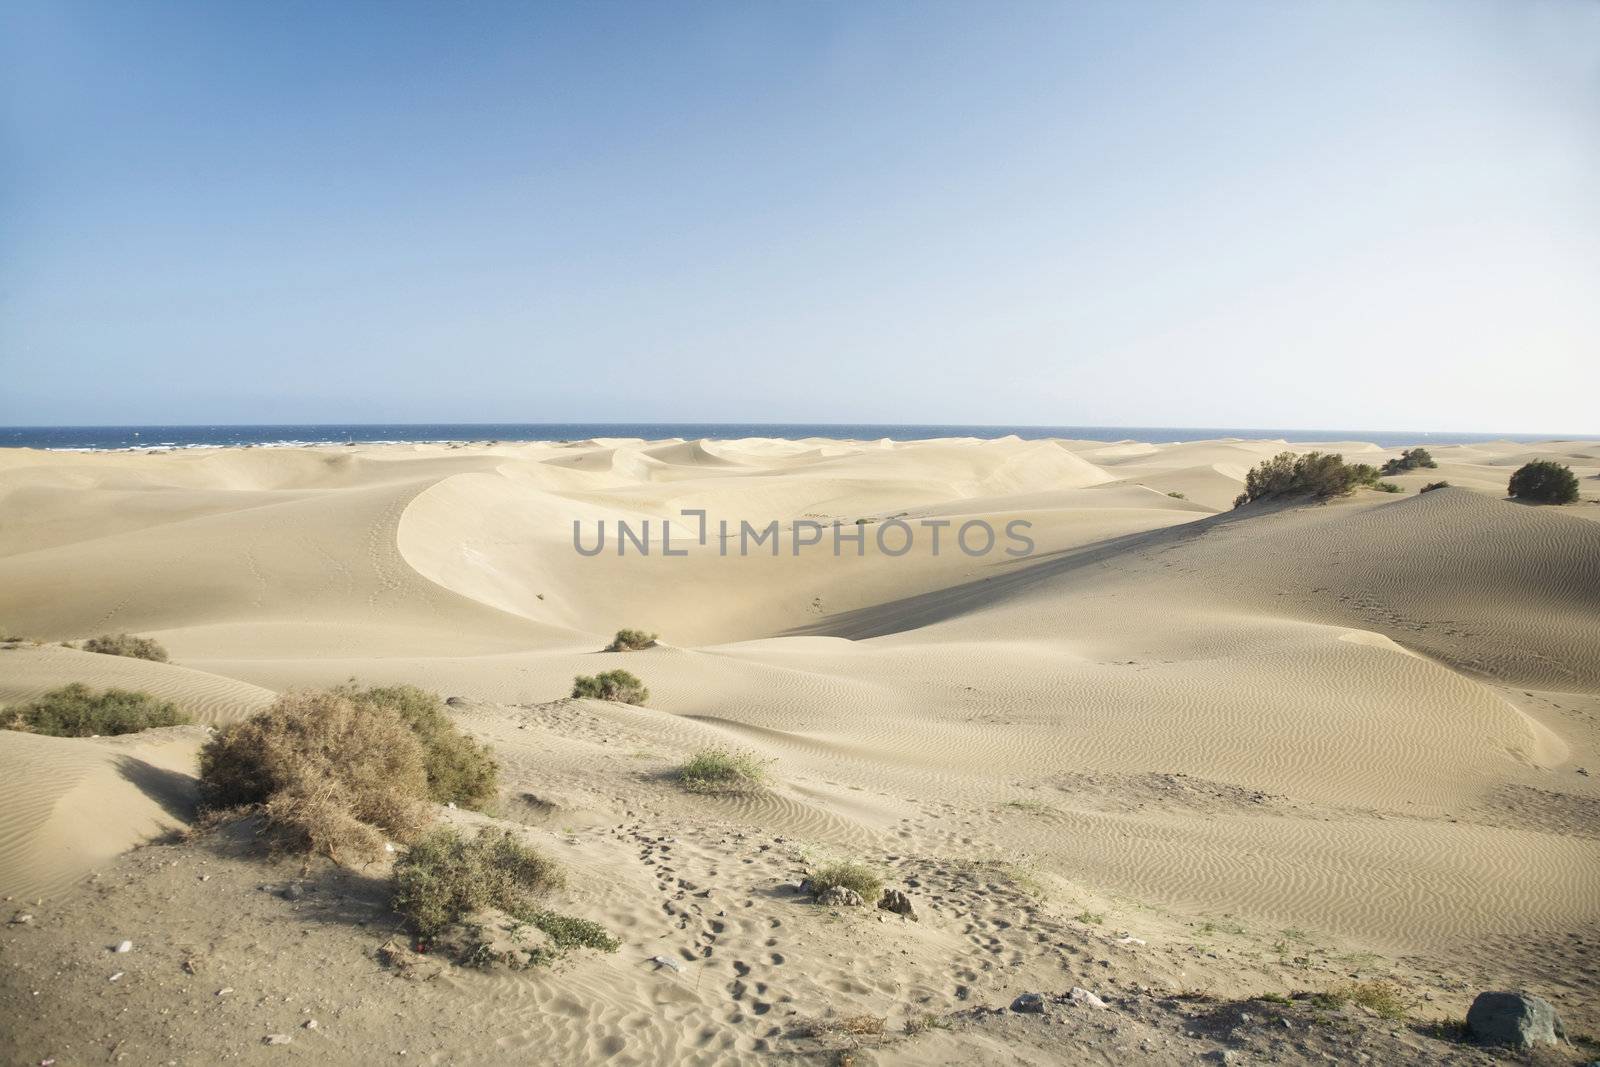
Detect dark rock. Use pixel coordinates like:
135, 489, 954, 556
1466, 990, 1565, 1048
1011, 992, 1046, 1013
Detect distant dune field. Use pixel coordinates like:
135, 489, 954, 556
1, 435, 1596, 1063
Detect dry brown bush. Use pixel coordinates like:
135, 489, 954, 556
198, 689, 432, 863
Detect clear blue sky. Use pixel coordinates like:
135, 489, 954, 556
2, 1, 1596, 432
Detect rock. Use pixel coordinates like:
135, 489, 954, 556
1466, 990, 1565, 1048
303, 1019, 319, 1030
433, 908, 555, 970
1069, 987, 1107, 1010
1203, 1052, 1237, 1064
1011, 992, 1046, 1013
263, 1033, 293, 1045
8, 912, 33, 925
878, 888, 918, 921
816, 886, 864, 907
280, 884, 304, 901
113, 940, 132, 953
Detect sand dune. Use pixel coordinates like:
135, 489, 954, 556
1, 435, 1597, 1063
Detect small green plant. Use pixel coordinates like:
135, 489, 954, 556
1166, 491, 1186, 499
676, 747, 770, 794
1380, 448, 1438, 476
392, 825, 565, 936
571, 670, 648, 704
336, 684, 499, 810
2, 683, 188, 736
1419, 481, 1450, 493
1255, 992, 1292, 1006
391, 827, 618, 965
904, 1012, 948, 1035
808, 860, 885, 905
81, 633, 169, 662
1234, 451, 1382, 507
1508, 460, 1579, 504
1076, 910, 1105, 925
1375, 481, 1402, 493
604, 628, 658, 652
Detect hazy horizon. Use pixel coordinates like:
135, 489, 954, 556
3, 0, 1597, 431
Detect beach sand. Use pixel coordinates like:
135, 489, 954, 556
1, 435, 1596, 1064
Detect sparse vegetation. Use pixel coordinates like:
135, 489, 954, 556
1233, 451, 1383, 508
1419, 481, 1450, 493
676, 747, 770, 794
1380, 447, 1438, 476
802, 1013, 886, 1038
904, 1012, 949, 1035
391, 826, 618, 964
1317, 979, 1411, 1020
1374, 481, 1402, 493
391, 826, 564, 936
1075, 909, 1105, 925
1, 682, 188, 736
1166, 491, 1186, 499
335, 684, 499, 810
1508, 460, 1579, 504
82, 632, 169, 662
197, 688, 432, 863
604, 628, 658, 652
807, 860, 885, 905
571, 669, 648, 704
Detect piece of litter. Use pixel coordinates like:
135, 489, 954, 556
647, 955, 681, 972
109, 972, 124, 982
263, 1033, 292, 1045
1118, 935, 1146, 945
114, 940, 133, 953
216, 987, 234, 996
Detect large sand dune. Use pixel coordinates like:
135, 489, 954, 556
1, 435, 1596, 1063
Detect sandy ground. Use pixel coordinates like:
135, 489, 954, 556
1, 434, 1597, 1065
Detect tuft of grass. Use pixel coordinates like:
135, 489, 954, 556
1076, 910, 1104, 925
904, 1012, 949, 1035
1374, 481, 1402, 493
604, 629, 658, 652
1328, 979, 1410, 1020
335, 684, 498, 811
804, 1013, 886, 1038
571, 670, 648, 705
808, 860, 885, 905
1419, 480, 1451, 493
2, 683, 188, 736
82, 633, 169, 662
1166, 491, 1186, 499
198, 688, 432, 863
1255, 992, 1292, 1006
676, 747, 770, 795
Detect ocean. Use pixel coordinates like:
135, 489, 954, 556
1, 423, 1592, 452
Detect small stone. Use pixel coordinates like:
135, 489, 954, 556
303, 1019, 319, 1030
280, 884, 304, 901
1203, 1052, 1237, 1064
263, 1034, 293, 1046
9, 913, 33, 925
878, 888, 919, 921
1011, 992, 1046, 1013
816, 885, 864, 907
114, 940, 132, 953
1070, 987, 1107, 1010
216, 987, 234, 996
109, 972, 124, 982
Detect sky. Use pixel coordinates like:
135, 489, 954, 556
2, 0, 1597, 433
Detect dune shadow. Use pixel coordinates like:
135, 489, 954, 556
114, 755, 199, 822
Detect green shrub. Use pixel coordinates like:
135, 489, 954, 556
571, 670, 648, 704
1, 683, 188, 736
81, 633, 169, 662
1508, 460, 1579, 504
1321, 979, 1410, 1020
1235, 451, 1382, 507
198, 689, 432, 863
1375, 481, 1402, 493
1419, 481, 1450, 493
677, 747, 770, 794
392, 826, 565, 936
808, 860, 884, 905
1380, 448, 1438, 476
604, 629, 658, 652
336, 684, 498, 811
